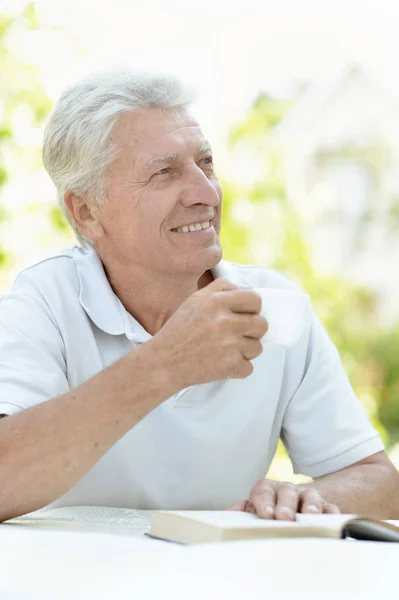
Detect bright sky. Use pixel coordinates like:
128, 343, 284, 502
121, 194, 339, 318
4, 0, 399, 143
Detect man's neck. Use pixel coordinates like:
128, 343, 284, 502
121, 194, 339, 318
100, 256, 214, 336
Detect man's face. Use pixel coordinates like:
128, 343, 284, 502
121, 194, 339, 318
94, 107, 223, 277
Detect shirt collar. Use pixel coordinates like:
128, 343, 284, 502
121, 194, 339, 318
74, 244, 230, 338
211, 260, 230, 280
74, 246, 128, 336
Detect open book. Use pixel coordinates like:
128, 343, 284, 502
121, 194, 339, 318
149, 510, 399, 544
7, 506, 399, 545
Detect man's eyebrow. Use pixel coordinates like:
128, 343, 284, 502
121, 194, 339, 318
197, 143, 212, 155
146, 154, 179, 171
145, 144, 213, 172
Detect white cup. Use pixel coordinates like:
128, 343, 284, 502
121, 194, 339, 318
253, 287, 311, 348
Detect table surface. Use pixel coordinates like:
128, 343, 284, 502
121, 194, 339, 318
1, 506, 398, 600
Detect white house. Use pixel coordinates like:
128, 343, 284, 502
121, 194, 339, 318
273, 66, 399, 324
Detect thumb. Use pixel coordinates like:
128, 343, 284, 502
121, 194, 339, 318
226, 500, 248, 511
226, 500, 256, 513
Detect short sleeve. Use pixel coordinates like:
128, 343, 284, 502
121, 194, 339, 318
0, 281, 69, 415
281, 313, 384, 478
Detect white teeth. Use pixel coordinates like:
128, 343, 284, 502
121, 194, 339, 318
175, 220, 213, 233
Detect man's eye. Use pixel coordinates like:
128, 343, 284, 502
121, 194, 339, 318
157, 167, 170, 175
201, 157, 213, 166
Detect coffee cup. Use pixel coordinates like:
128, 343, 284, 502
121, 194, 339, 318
253, 287, 311, 348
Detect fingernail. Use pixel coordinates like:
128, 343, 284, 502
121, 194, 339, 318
279, 506, 294, 519
305, 504, 319, 513
264, 505, 274, 517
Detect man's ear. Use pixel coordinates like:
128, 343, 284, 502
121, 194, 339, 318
64, 191, 104, 241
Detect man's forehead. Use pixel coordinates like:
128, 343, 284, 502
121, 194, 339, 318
113, 107, 201, 141
112, 108, 210, 168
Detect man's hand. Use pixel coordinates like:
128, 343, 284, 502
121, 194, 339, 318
148, 278, 268, 392
228, 479, 340, 520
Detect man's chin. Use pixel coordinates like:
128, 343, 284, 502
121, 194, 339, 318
176, 244, 222, 276
199, 244, 223, 271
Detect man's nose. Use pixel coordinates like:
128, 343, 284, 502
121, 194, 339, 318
179, 167, 221, 208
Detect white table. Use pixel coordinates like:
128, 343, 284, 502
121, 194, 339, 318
1, 507, 398, 599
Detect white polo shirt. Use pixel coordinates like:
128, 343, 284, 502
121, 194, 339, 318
0, 246, 383, 510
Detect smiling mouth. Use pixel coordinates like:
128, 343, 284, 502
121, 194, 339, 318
171, 220, 213, 233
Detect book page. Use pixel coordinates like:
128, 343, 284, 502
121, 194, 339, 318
6, 506, 154, 537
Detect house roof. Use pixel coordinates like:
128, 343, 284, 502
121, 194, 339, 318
273, 65, 399, 144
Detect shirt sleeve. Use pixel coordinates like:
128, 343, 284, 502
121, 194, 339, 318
281, 312, 384, 478
0, 281, 69, 415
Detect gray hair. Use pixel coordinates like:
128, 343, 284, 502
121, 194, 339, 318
42, 67, 196, 246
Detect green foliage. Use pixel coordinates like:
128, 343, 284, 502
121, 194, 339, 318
220, 179, 254, 263
21, 2, 41, 29
0, 5, 53, 131
49, 206, 70, 234
386, 197, 399, 230
361, 326, 399, 442
0, 166, 8, 189
0, 128, 12, 141
0, 247, 8, 268
0, 202, 9, 223
228, 93, 293, 146
0, 2, 54, 267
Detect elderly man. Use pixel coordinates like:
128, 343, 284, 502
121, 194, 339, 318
0, 68, 398, 523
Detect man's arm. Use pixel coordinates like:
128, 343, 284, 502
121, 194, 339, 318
0, 342, 174, 523
229, 452, 399, 520
310, 451, 399, 517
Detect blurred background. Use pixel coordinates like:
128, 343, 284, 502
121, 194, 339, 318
1, 0, 399, 480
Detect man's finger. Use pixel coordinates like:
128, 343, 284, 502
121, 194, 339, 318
242, 314, 268, 339
241, 338, 263, 361
249, 482, 276, 519
226, 500, 257, 514
228, 313, 268, 339
243, 500, 257, 514
275, 483, 300, 520
219, 289, 262, 315
226, 500, 248, 512
299, 488, 324, 514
